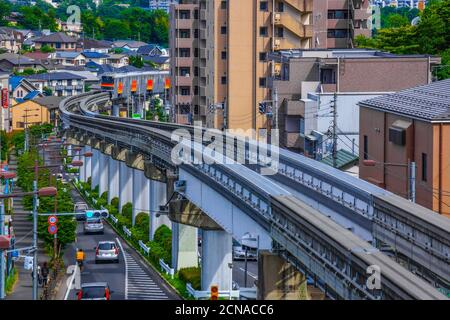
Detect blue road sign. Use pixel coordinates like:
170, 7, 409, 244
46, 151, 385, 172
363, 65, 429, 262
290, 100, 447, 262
85, 210, 94, 218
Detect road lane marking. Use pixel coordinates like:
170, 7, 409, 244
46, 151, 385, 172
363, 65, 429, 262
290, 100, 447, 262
116, 237, 128, 300
238, 267, 258, 279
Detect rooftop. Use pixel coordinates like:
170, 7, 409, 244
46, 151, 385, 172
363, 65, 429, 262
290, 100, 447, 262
359, 79, 450, 122
34, 32, 77, 43
113, 40, 148, 49
25, 72, 86, 81
0, 53, 39, 65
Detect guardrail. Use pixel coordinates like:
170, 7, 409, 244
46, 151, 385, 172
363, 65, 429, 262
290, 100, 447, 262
139, 240, 150, 256
185, 283, 240, 300
159, 259, 174, 278
110, 215, 118, 225
123, 226, 131, 238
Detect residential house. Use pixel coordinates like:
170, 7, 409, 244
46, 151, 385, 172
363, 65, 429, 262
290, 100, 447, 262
143, 55, 170, 70
51, 51, 86, 66
9, 76, 41, 101
358, 79, 450, 217
10, 98, 52, 131
25, 72, 86, 97
0, 27, 23, 53
34, 32, 78, 51
269, 49, 441, 162
81, 51, 109, 65
33, 96, 63, 127
105, 54, 129, 68
56, 20, 83, 38
136, 44, 168, 57
78, 38, 113, 54
0, 53, 45, 73
113, 40, 148, 52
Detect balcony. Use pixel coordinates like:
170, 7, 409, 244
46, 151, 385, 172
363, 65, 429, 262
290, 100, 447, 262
176, 38, 194, 48
199, 29, 207, 40
285, 100, 305, 116
274, 12, 313, 38
199, 48, 207, 59
176, 95, 192, 104
176, 114, 191, 125
176, 19, 193, 29
200, 9, 206, 21
199, 85, 206, 97
285, 132, 304, 149
175, 57, 193, 66
321, 83, 337, 92
176, 76, 193, 86
353, 8, 371, 21
199, 66, 207, 78
327, 19, 349, 29
283, 0, 313, 12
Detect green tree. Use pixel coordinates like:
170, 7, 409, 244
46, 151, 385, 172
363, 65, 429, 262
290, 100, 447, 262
386, 14, 409, 28
103, 18, 131, 40
40, 45, 56, 53
0, 0, 12, 26
129, 55, 144, 68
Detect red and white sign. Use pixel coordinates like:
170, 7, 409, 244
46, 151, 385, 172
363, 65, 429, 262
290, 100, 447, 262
48, 224, 58, 235
48, 215, 58, 225
1, 88, 8, 108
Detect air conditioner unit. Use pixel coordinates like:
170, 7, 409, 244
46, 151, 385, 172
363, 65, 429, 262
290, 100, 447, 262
274, 39, 281, 50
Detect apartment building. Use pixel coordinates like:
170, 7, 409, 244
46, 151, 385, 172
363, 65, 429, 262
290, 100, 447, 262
170, 0, 314, 132
313, 0, 372, 49
25, 72, 86, 97
358, 79, 450, 217
149, 0, 178, 12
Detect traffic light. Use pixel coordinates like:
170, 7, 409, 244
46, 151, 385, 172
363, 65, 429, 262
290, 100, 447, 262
85, 209, 109, 219
258, 102, 266, 114
210, 285, 219, 300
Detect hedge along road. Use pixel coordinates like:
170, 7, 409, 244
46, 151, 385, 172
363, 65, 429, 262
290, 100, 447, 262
63, 178, 179, 300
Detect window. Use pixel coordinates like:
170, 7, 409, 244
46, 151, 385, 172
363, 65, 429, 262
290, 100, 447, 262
259, 26, 268, 37
221, 1, 227, 9
259, 77, 266, 87
180, 87, 190, 95
221, 51, 227, 59
179, 48, 190, 57
422, 153, 427, 182
320, 68, 336, 84
179, 29, 190, 38
179, 10, 190, 19
327, 29, 349, 38
260, 1, 268, 11
259, 52, 267, 61
363, 135, 368, 160
194, 10, 198, 19
388, 127, 406, 145
221, 76, 227, 85
276, 27, 284, 38
221, 26, 227, 34
194, 29, 199, 38
278, 2, 284, 12
328, 10, 349, 19
180, 67, 190, 76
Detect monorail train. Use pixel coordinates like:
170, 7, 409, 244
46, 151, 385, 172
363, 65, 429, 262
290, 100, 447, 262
99, 71, 170, 98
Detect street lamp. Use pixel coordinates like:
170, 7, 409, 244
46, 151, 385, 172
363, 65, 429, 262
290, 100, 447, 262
363, 159, 416, 202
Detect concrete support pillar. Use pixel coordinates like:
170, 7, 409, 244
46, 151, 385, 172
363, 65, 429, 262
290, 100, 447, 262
108, 157, 119, 204
171, 223, 198, 271
149, 180, 171, 240
79, 146, 86, 182
99, 153, 109, 197
84, 145, 92, 183
132, 169, 150, 226
201, 230, 232, 291
91, 149, 100, 190
257, 250, 308, 300
119, 162, 133, 213
112, 104, 120, 117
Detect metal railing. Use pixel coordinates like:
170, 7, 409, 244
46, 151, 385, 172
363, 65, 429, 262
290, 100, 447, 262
159, 259, 174, 278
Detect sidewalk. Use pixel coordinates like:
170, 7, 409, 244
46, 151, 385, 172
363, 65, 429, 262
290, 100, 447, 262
5, 154, 48, 300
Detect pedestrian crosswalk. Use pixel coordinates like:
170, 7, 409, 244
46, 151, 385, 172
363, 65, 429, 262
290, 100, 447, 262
123, 250, 169, 300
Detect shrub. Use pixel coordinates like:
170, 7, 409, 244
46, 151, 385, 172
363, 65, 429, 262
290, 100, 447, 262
154, 225, 172, 255
178, 267, 201, 290
121, 202, 132, 219
87, 177, 91, 186
100, 191, 108, 200
111, 197, 119, 209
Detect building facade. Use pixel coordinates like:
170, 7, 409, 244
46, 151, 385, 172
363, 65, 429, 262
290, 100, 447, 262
170, 0, 314, 133
269, 49, 441, 159
313, 0, 372, 49
358, 79, 450, 217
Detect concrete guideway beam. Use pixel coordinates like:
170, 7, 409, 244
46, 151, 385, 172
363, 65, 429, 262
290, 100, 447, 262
168, 198, 223, 230
201, 230, 232, 291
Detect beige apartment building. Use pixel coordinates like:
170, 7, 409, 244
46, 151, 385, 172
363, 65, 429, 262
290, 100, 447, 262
170, 0, 371, 133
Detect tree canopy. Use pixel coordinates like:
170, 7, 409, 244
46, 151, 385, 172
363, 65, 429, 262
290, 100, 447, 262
356, 0, 450, 79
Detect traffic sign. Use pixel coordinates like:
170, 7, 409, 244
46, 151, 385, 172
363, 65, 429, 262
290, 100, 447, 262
48, 224, 58, 235
85, 209, 109, 219
48, 215, 58, 225
85, 210, 94, 219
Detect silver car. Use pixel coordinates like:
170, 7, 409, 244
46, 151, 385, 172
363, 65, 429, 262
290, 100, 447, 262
95, 241, 119, 263
83, 218, 104, 234
77, 282, 113, 300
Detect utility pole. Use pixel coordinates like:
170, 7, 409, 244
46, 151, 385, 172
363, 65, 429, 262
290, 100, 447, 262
0, 201, 5, 299
332, 92, 338, 168
32, 160, 38, 300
